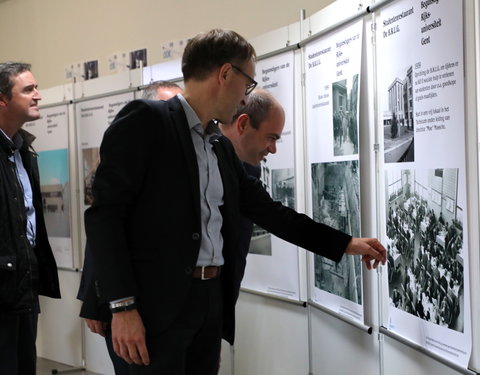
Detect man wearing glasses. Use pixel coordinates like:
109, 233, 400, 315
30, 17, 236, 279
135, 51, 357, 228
83, 28, 386, 374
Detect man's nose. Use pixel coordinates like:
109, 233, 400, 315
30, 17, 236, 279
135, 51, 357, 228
33, 88, 42, 101
267, 142, 277, 154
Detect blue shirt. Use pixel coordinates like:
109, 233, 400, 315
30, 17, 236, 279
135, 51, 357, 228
177, 94, 225, 267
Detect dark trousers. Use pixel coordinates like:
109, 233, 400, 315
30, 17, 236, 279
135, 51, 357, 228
106, 328, 129, 375
0, 312, 38, 375
126, 277, 223, 375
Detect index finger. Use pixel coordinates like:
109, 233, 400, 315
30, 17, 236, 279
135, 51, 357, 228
368, 239, 387, 264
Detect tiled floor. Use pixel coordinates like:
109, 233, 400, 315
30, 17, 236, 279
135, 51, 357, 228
37, 357, 101, 375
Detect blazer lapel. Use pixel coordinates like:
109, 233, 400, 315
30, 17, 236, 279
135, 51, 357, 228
167, 97, 201, 220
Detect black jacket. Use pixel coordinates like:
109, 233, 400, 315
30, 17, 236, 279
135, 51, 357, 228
0, 129, 60, 314
81, 98, 351, 344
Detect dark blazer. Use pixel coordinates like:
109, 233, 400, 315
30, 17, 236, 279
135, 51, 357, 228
0, 129, 60, 314
82, 97, 351, 344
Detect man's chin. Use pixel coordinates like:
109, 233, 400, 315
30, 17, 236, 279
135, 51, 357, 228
28, 113, 41, 121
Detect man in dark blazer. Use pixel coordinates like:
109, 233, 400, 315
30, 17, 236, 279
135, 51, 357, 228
78, 80, 183, 375
83, 29, 386, 374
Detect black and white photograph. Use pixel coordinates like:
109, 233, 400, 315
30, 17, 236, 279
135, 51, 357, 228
249, 163, 272, 256
332, 74, 359, 156
83, 60, 99, 80
248, 226, 271, 256
386, 168, 464, 332
83, 147, 100, 206
248, 166, 295, 256
130, 48, 147, 69
311, 160, 362, 303
272, 168, 295, 209
383, 66, 414, 163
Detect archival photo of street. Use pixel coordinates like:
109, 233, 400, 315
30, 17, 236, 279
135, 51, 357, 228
38, 149, 71, 238
311, 160, 362, 304
383, 66, 415, 163
249, 163, 273, 256
332, 74, 359, 156
272, 168, 295, 209
249, 167, 296, 256
385, 168, 464, 332
83, 147, 100, 206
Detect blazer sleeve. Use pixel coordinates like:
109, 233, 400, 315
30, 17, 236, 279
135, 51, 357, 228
222, 137, 351, 263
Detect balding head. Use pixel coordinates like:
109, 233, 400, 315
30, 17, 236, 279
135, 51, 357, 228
142, 80, 182, 100
220, 89, 285, 166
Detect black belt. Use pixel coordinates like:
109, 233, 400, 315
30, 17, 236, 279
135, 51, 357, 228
192, 266, 221, 280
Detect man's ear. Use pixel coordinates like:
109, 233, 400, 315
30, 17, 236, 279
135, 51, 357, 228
236, 113, 250, 134
218, 63, 232, 85
0, 93, 8, 108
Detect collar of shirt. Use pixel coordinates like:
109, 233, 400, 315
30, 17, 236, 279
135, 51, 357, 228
176, 94, 222, 141
0, 127, 23, 157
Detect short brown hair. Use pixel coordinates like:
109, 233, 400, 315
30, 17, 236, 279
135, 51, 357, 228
182, 29, 256, 82
0, 62, 31, 99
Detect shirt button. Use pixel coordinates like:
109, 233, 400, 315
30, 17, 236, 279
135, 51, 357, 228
184, 267, 193, 275
192, 233, 200, 240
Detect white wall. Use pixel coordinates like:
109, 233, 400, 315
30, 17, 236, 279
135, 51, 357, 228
0, 0, 335, 89
232, 292, 309, 375
37, 271, 83, 366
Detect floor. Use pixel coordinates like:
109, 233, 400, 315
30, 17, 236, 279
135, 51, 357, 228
37, 357, 101, 375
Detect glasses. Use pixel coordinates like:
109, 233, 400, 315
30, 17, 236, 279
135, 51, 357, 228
231, 65, 257, 95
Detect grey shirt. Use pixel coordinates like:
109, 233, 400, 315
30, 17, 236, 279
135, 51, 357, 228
177, 94, 224, 267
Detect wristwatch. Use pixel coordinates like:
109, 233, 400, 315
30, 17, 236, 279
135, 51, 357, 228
109, 299, 137, 313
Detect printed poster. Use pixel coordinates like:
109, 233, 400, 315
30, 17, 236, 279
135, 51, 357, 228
378, 0, 471, 367
77, 92, 134, 209
24, 105, 72, 267
305, 20, 364, 322
241, 52, 303, 300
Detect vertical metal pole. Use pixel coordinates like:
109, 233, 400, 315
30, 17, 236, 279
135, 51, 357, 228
369, 2, 385, 374
299, 7, 315, 375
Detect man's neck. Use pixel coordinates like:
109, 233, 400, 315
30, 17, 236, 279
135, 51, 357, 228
0, 115, 22, 138
182, 81, 217, 129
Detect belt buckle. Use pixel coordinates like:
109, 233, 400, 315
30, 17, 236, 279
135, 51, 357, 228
201, 266, 210, 280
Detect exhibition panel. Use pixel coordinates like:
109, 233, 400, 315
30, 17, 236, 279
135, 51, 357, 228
25, 105, 73, 268
305, 19, 365, 324
241, 51, 306, 301
377, 0, 471, 368
26, 0, 479, 374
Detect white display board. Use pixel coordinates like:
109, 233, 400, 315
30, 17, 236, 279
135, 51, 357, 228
304, 19, 364, 323
378, 0, 471, 367
142, 59, 182, 84
25, 105, 73, 268
241, 51, 305, 301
